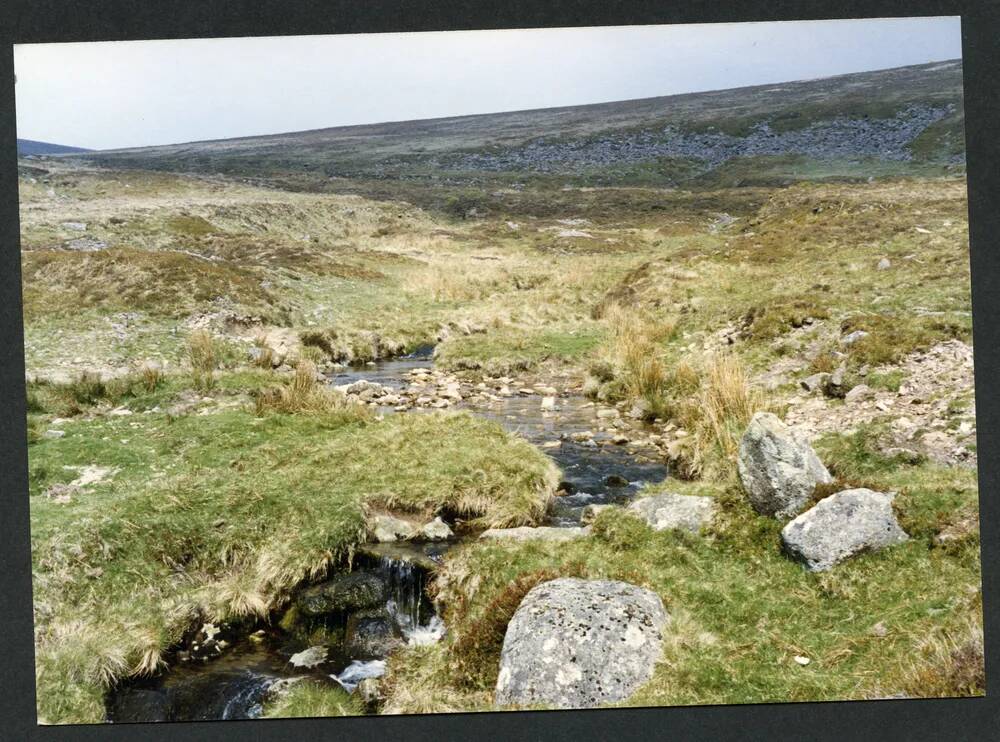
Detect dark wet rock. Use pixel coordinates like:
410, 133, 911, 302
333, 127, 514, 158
557, 480, 578, 496
297, 571, 388, 617
737, 412, 832, 518
628, 493, 716, 533
780, 488, 908, 571
495, 578, 668, 709
344, 609, 403, 658
108, 688, 172, 723
604, 474, 630, 487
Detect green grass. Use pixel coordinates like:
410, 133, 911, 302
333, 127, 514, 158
28, 387, 558, 723
435, 326, 603, 374
262, 680, 364, 718
383, 434, 981, 712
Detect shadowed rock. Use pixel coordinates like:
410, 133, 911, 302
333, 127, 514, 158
296, 571, 388, 616
495, 578, 668, 709
737, 412, 832, 518
780, 488, 908, 571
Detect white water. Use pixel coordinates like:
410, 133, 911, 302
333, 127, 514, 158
333, 659, 387, 692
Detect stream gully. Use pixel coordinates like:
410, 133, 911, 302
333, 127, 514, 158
107, 351, 667, 722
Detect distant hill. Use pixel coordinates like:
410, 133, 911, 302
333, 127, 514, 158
71, 59, 965, 190
17, 139, 91, 156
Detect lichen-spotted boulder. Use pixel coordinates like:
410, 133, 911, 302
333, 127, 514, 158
780, 488, 908, 571
737, 412, 832, 518
628, 493, 716, 533
495, 578, 668, 709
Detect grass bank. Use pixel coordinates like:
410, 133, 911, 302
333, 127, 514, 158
27, 372, 558, 723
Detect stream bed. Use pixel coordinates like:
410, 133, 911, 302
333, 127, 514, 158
106, 352, 667, 722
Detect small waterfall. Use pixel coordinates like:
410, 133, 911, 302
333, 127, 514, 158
371, 554, 446, 646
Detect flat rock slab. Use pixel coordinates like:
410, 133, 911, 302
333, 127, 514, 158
480, 526, 590, 542
496, 578, 668, 709
738, 412, 832, 518
780, 488, 908, 571
628, 493, 716, 533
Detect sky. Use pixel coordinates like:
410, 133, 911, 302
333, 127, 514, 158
14, 17, 962, 151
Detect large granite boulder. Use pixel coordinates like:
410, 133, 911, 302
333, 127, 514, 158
628, 493, 716, 534
780, 488, 908, 571
737, 412, 832, 518
495, 578, 668, 709
296, 571, 388, 617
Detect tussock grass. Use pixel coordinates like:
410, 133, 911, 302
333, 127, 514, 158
187, 330, 218, 390
654, 354, 771, 480
253, 361, 368, 419
28, 401, 557, 723
262, 680, 363, 718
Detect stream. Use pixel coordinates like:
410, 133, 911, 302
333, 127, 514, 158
106, 351, 667, 722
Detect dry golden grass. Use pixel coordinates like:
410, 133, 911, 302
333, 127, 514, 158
253, 360, 365, 418
669, 353, 770, 479
186, 329, 218, 390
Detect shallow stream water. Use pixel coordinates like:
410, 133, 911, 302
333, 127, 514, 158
107, 352, 667, 722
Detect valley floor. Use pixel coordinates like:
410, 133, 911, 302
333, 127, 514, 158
19, 160, 982, 722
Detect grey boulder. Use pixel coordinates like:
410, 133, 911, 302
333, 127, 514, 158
495, 578, 668, 709
780, 488, 908, 571
628, 493, 716, 534
737, 412, 832, 518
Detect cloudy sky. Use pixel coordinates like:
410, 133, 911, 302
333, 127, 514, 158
14, 17, 962, 151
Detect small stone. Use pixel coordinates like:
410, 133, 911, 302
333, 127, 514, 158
420, 516, 453, 541
541, 396, 558, 411
844, 384, 872, 404
371, 514, 419, 542
737, 412, 832, 518
794, 656, 811, 666
495, 578, 668, 709
43, 429, 66, 439
841, 330, 870, 346
877, 258, 891, 270
800, 373, 830, 393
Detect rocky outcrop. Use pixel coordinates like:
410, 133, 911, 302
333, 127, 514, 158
628, 493, 716, 534
495, 578, 668, 709
780, 488, 908, 571
737, 412, 832, 518
296, 571, 388, 617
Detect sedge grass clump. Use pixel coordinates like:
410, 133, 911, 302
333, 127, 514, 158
601, 303, 677, 415
262, 680, 363, 718
253, 360, 365, 419
187, 329, 218, 390
669, 354, 770, 480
